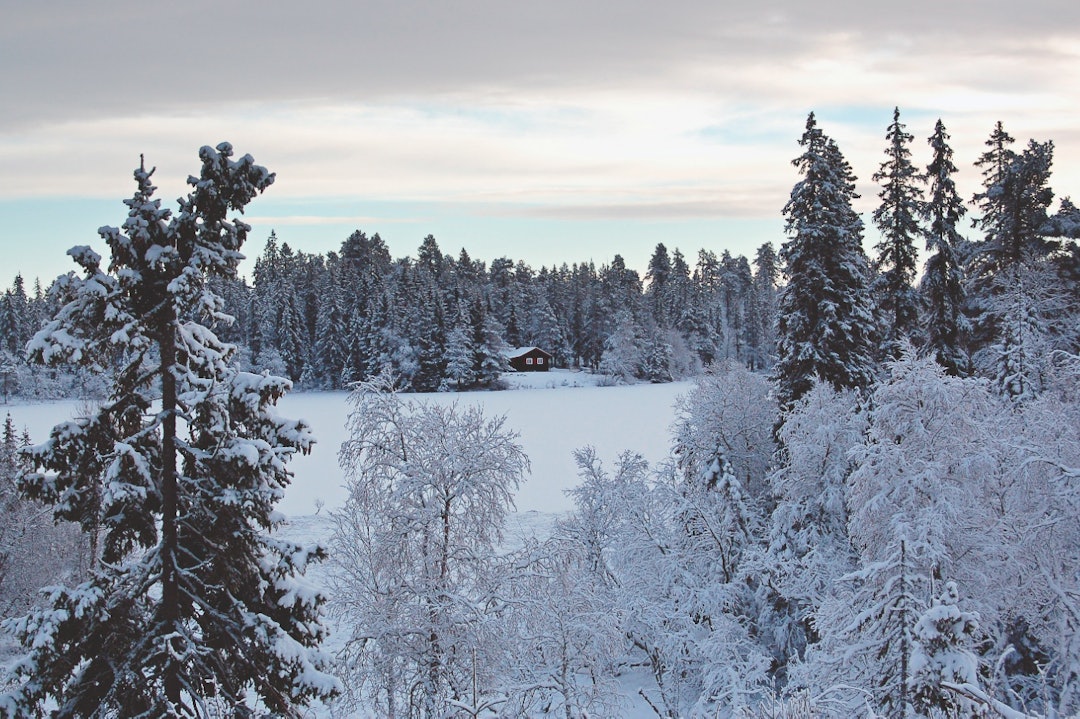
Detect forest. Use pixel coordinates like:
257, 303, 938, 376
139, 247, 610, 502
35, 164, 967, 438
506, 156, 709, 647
0, 109, 1078, 718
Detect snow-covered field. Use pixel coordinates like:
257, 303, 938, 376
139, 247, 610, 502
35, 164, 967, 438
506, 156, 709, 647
282, 370, 688, 517
1, 370, 689, 717
2, 369, 690, 520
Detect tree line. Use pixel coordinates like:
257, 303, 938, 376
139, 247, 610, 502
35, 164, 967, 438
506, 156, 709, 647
2, 113, 1077, 401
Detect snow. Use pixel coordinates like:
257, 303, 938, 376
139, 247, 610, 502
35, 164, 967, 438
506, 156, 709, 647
0, 370, 689, 518
0, 374, 687, 718
279, 370, 688, 516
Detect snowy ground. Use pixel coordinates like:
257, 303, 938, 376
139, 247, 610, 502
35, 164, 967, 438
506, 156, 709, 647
1, 370, 691, 717
280, 369, 689, 517
1, 369, 689, 519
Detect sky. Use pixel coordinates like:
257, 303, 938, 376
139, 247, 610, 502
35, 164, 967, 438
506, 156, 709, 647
2, 0, 1079, 285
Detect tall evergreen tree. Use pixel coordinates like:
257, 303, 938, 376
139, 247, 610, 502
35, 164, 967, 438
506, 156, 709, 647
971, 121, 1017, 261
920, 118, 970, 375
312, 268, 348, 388
442, 307, 476, 390
277, 285, 307, 382
811, 539, 926, 719
645, 242, 673, 328
2, 145, 338, 717
469, 295, 508, 387
871, 107, 923, 356
721, 252, 754, 366
750, 243, 779, 370
1, 275, 31, 356
775, 113, 877, 410
971, 136, 1058, 400
532, 298, 568, 366
411, 278, 448, 392
973, 136, 1056, 276
669, 248, 692, 331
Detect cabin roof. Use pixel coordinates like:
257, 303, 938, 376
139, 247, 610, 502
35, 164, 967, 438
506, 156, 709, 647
506, 346, 552, 359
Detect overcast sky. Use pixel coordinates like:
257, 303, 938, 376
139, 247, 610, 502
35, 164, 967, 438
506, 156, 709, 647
2, 0, 1078, 283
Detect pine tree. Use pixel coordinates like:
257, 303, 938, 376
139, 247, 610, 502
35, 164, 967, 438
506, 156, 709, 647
971, 138, 1058, 401
678, 300, 718, 367
1, 275, 30, 356
639, 333, 674, 383
645, 242, 673, 328
920, 119, 970, 376
971, 121, 1017, 264
775, 113, 877, 410
966, 122, 1018, 357
598, 310, 643, 383
411, 279, 448, 392
812, 539, 926, 719
277, 285, 307, 382
910, 582, 982, 718
504, 298, 524, 348
976, 137, 1056, 274
2, 145, 338, 717
532, 298, 568, 366
312, 269, 348, 388
721, 253, 755, 366
470, 296, 508, 387
751, 243, 779, 370
443, 305, 476, 390
669, 249, 692, 333
0, 413, 21, 566
871, 107, 923, 356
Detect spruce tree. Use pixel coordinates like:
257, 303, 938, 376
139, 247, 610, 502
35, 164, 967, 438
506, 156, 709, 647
971, 121, 1017, 262
645, 242, 673, 328
669, 249, 692, 332
277, 285, 307, 382
973, 135, 1056, 276
532, 299, 567, 365
971, 136, 1058, 400
411, 279, 448, 392
443, 305, 477, 390
920, 119, 970, 376
1, 145, 338, 717
775, 113, 877, 410
312, 268, 348, 388
469, 296, 508, 387
871, 107, 923, 356
909, 581, 982, 717
750, 242, 779, 370
966, 122, 1018, 356
1, 275, 30, 357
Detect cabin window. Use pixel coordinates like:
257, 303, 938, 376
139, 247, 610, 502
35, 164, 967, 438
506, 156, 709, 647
536, 357, 544, 365
526, 358, 534, 365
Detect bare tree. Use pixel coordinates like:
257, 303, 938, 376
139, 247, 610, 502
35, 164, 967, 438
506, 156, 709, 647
329, 373, 529, 717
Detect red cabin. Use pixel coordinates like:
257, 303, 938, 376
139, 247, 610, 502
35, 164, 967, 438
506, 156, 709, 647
507, 346, 553, 372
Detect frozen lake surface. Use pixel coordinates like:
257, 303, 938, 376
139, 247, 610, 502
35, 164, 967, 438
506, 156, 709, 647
2, 370, 691, 518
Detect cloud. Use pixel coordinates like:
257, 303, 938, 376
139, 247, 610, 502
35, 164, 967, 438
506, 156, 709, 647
242, 214, 424, 227
3, 0, 1077, 129
2, 0, 1079, 244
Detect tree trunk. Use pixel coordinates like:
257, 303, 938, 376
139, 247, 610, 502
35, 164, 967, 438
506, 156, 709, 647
159, 302, 181, 706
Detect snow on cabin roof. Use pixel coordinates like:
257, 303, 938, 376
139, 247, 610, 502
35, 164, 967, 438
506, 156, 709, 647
506, 346, 551, 359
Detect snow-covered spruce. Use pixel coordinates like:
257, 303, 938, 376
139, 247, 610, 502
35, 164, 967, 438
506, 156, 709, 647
920, 118, 971, 377
1, 145, 339, 718
775, 112, 877, 410
871, 107, 924, 359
